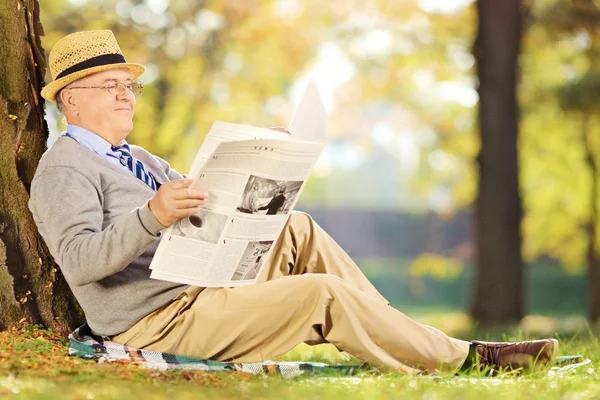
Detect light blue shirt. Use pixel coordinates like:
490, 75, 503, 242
65, 124, 133, 176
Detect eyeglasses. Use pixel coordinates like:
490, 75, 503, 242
67, 82, 144, 96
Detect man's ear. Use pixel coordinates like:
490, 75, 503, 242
60, 89, 79, 115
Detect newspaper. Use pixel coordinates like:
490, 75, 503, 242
149, 80, 326, 287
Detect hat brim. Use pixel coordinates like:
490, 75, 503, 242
41, 62, 145, 102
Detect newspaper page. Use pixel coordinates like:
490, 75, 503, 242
149, 80, 326, 287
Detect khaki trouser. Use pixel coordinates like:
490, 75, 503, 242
113, 212, 470, 374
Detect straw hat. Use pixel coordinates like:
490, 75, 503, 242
41, 30, 145, 102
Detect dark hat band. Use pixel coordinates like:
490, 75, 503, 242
56, 53, 127, 80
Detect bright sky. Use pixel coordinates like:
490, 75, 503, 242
418, 0, 474, 14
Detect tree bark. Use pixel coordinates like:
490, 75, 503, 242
471, 0, 524, 324
0, 0, 83, 334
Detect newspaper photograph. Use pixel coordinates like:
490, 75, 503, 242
236, 175, 303, 215
231, 241, 274, 281
149, 79, 327, 287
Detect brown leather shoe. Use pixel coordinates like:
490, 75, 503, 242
472, 339, 559, 372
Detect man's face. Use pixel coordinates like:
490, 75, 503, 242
68, 68, 136, 140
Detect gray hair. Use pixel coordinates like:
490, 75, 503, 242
55, 79, 80, 113
56, 90, 65, 113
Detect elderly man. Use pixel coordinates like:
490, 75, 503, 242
30, 30, 558, 375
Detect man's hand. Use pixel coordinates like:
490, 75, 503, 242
270, 126, 291, 134
148, 179, 209, 227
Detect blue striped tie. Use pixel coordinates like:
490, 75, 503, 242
110, 143, 158, 191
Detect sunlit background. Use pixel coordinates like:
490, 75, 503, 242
40, 0, 599, 327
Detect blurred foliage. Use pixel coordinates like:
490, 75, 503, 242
363, 258, 589, 316
520, 0, 600, 270
409, 253, 463, 280
38, 0, 600, 274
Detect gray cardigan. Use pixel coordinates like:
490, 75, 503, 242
29, 136, 187, 336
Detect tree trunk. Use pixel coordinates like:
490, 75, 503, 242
471, 0, 524, 324
582, 115, 599, 322
0, 0, 83, 334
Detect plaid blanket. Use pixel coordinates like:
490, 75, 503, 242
69, 324, 591, 378
68, 324, 366, 378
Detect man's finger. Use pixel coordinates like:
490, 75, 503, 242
187, 206, 203, 216
174, 199, 205, 209
270, 126, 291, 134
174, 206, 204, 220
170, 179, 194, 189
171, 187, 209, 200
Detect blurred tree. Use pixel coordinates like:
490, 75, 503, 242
0, 0, 83, 334
471, 0, 524, 324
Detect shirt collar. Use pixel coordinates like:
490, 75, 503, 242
66, 125, 128, 157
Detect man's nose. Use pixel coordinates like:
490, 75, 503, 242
116, 83, 133, 100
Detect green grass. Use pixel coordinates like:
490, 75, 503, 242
1, 319, 600, 400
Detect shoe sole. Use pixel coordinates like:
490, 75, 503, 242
512, 338, 560, 372
548, 338, 559, 366
531, 338, 559, 371
515, 339, 559, 373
